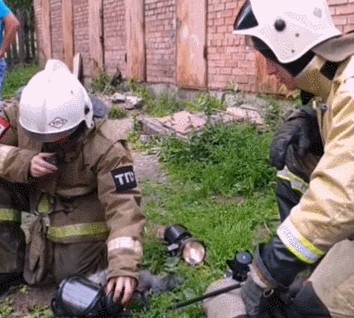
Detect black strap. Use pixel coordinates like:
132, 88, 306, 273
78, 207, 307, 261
320, 61, 339, 80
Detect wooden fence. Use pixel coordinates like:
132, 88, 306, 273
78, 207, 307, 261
7, 8, 37, 68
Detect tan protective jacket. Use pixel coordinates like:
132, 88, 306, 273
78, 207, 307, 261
277, 56, 354, 264
0, 104, 145, 280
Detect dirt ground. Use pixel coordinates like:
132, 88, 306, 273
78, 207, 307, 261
2, 151, 165, 318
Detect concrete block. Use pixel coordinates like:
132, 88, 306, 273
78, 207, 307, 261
159, 111, 207, 135
140, 117, 173, 137
226, 106, 264, 125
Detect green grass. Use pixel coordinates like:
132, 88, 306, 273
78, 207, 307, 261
157, 124, 275, 196
3, 64, 41, 99
132, 123, 279, 317
108, 106, 128, 119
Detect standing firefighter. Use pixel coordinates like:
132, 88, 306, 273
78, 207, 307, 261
0, 59, 145, 307
0, 0, 19, 101
203, 0, 354, 317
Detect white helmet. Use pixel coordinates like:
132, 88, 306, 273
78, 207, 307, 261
233, 0, 341, 64
44, 58, 70, 73
19, 59, 94, 142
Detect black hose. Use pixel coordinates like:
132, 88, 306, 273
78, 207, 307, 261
166, 282, 242, 311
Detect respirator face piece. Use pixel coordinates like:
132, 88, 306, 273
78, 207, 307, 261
51, 276, 123, 318
164, 224, 206, 266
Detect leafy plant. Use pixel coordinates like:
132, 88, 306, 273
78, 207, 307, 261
0, 298, 13, 318
28, 305, 53, 318
264, 99, 282, 130
127, 79, 153, 101
90, 73, 115, 95
6, 0, 32, 9
144, 93, 182, 117
108, 106, 127, 119
185, 93, 226, 116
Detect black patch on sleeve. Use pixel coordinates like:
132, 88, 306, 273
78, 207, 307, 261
111, 166, 137, 192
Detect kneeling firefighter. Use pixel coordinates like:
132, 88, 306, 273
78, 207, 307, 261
203, 0, 354, 317
0, 59, 145, 311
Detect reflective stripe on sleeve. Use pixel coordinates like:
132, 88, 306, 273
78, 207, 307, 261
277, 218, 325, 264
108, 236, 143, 255
0, 208, 21, 223
277, 166, 309, 194
47, 222, 109, 242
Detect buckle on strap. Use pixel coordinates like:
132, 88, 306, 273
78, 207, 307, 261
35, 193, 55, 216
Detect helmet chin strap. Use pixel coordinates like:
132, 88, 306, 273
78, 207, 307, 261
295, 55, 333, 102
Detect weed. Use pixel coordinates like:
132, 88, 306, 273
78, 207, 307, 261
128, 80, 184, 117
128, 79, 153, 101
0, 298, 13, 318
108, 106, 127, 119
90, 73, 111, 94
185, 93, 226, 116
3, 64, 41, 98
28, 305, 53, 318
145, 93, 182, 117
226, 80, 240, 93
264, 99, 282, 130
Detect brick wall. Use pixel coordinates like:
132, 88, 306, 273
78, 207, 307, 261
34, 0, 354, 93
103, 0, 126, 77
329, 0, 354, 32
207, 0, 257, 92
73, 0, 90, 78
33, 0, 43, 62
145, 0, 176, 84
50, 0, 62, 60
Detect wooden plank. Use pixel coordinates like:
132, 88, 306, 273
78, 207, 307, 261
88, 0, 104, 78
17, 10, 25, 64
176, 0, 207, 89
125, 0, 146, 82
42, 0, 52, 61
62, 0, 74, 71
73, 53, 83, 82
29, 7, 37, 61
23, 9, 31, 62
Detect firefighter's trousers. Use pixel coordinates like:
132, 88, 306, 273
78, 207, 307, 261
0, 178, 108, 285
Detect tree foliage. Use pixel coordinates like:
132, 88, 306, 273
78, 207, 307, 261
4, 0, 32, 10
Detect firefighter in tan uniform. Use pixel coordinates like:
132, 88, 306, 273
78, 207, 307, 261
203, 0, 354, 317
0, 59, 145, 306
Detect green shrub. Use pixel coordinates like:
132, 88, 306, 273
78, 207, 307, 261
185, 93, 226, 115
108, 106, 127, 119
90, 73, 109, 92
3, 64, 41, 98
158, 123, 275, 196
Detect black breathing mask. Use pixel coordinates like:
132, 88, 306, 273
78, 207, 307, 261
51, 275, 124, 318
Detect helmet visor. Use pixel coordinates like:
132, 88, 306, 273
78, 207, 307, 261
234, 1, 258, 32
22, 126, 77, 143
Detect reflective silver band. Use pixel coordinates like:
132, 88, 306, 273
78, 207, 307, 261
108, 236, 143, 255
277, 217, 325, 264
277, 166, 309, 194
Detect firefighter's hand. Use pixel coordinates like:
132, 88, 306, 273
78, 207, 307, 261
30, 153, 58, 178
106, 276, 137, 306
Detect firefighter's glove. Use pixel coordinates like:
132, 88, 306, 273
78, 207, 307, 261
269, 108, 323, 170
241, 247, 285, 318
